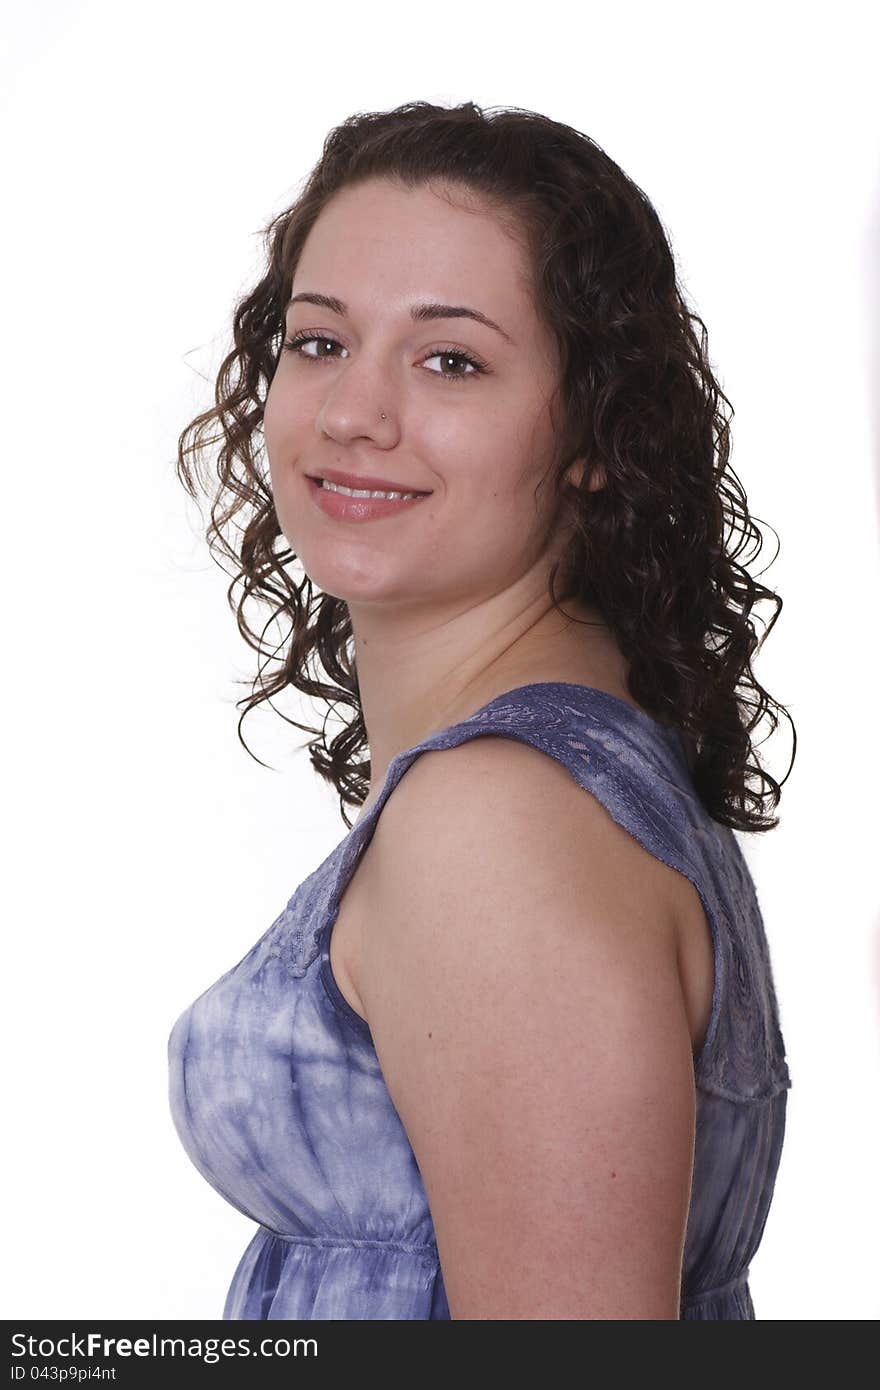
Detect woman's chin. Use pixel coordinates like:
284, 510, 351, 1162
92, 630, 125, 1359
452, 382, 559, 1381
303, 564, 420, 608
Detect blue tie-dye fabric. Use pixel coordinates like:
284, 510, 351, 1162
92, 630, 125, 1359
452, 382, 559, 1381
167, 681, 792, 1320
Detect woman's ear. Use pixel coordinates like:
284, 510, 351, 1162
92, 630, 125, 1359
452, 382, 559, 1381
565, 458, 606, 491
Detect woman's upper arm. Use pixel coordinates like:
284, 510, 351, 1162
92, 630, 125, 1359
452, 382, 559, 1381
356, 735, 697, 1320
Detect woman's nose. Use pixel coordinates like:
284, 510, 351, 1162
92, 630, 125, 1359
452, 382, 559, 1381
315, 362, 398, 444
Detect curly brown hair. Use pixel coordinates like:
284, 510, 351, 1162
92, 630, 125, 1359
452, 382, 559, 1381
176, 99, 796, 833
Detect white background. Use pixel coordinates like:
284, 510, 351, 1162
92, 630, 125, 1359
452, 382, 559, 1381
3, 0, 878, 1321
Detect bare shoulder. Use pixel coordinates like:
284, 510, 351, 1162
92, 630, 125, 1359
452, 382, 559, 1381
355, 733, 697, 1317
364, 733, 714, 1061
367, 732, 682, 939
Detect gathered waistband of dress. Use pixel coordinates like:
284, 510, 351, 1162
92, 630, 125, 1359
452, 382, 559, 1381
259, 1226, 749, 1305
681, 1267, 750, 1308
258, 1225, 439, 1258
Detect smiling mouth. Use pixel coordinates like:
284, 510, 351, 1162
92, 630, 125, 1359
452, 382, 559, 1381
308, 476, 431, 500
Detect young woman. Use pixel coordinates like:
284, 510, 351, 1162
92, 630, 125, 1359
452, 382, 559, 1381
168, 100, 795, 1320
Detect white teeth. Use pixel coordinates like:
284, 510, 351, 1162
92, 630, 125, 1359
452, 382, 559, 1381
321, 479, 420, 501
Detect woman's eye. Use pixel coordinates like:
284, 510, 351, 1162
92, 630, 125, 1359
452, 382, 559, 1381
281, 333, 487, 384
421, 349, 484, 381
283, 333, 345, 361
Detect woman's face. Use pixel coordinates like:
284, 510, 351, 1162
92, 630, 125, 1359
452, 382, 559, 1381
264, 176, 582, 609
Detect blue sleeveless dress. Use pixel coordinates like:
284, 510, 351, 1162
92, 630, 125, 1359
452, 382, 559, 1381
167, 682, 792, 1320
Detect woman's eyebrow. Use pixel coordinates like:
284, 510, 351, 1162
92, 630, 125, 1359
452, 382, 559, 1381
284, 291, 515, 344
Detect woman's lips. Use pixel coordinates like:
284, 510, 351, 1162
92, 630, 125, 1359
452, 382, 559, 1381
307, 475, 432, 523
313, 468, 432, 494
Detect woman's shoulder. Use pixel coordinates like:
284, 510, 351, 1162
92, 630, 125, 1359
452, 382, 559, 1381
349, 686, 788, 1102
362, 683, 698, 920
362, 729, 685, 966
352, 700, 715, 1060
